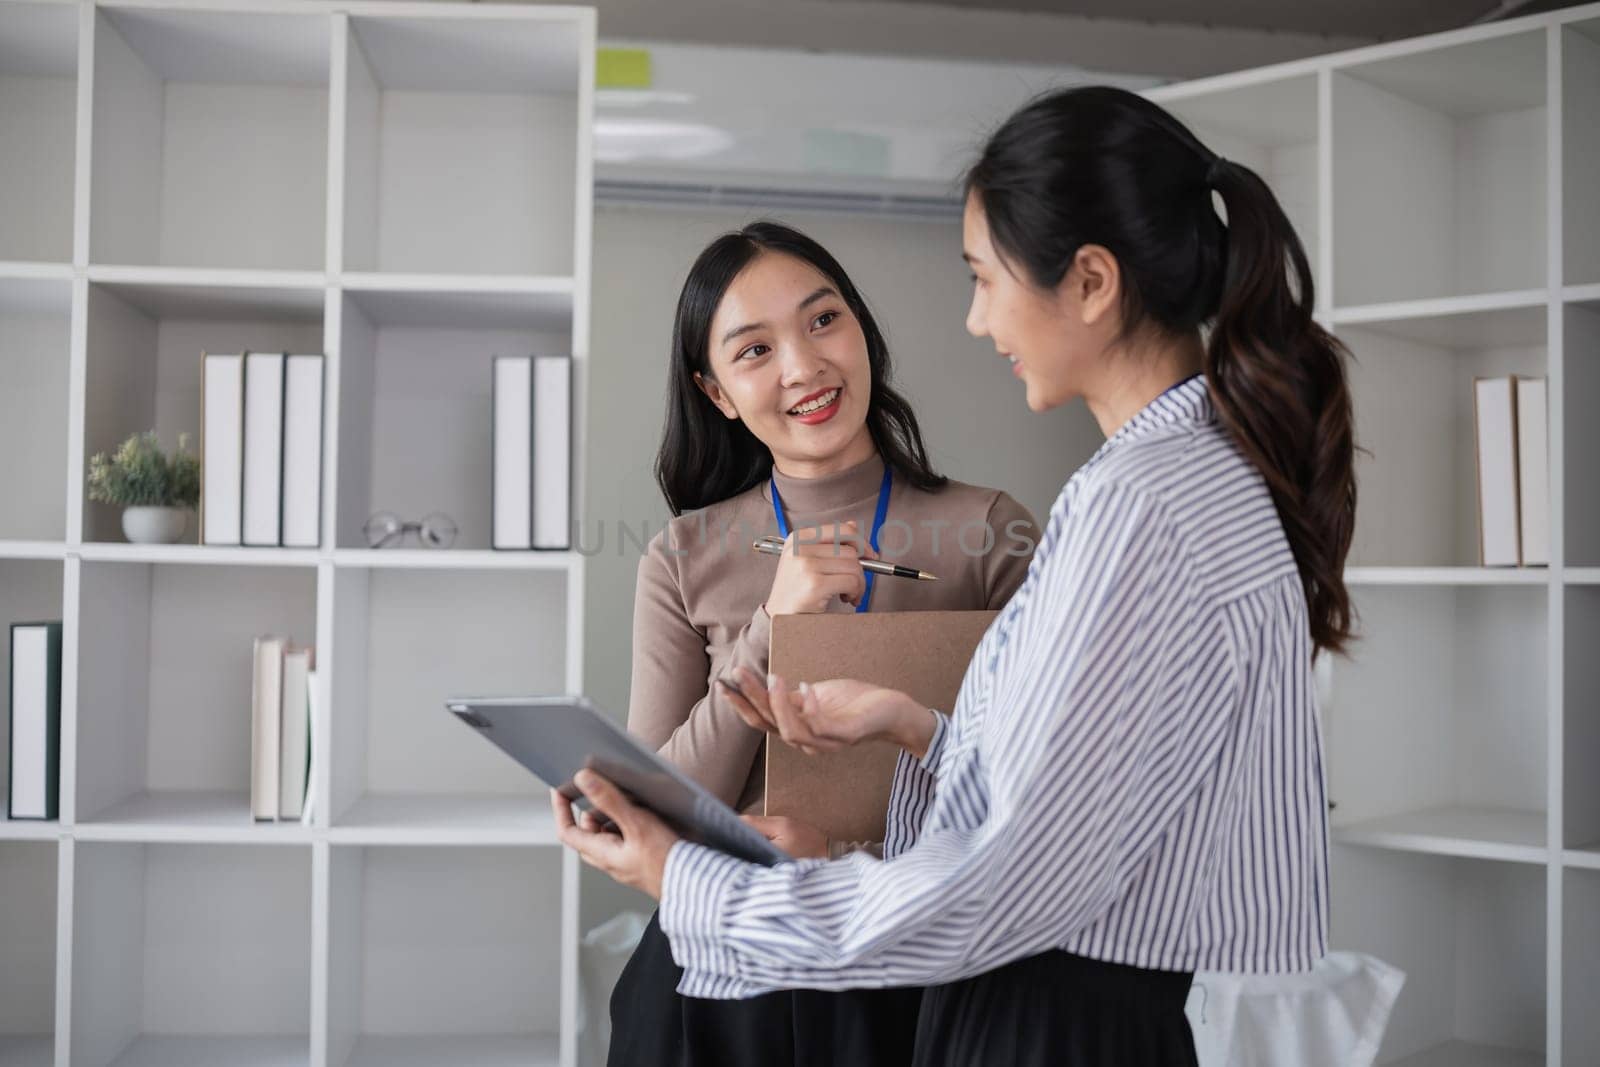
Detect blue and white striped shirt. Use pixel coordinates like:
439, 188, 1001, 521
659, 375, 1330, 998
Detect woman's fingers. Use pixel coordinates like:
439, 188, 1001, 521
572, 770, 640, 835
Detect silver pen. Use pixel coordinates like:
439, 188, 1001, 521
751, 535, 939, 582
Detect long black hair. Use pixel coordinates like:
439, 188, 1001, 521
654, 221, 947, 516
966, 86, 1356, 655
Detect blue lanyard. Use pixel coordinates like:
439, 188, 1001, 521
770, 465, 893, 614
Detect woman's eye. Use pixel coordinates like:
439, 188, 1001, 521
813, 311, 838, 329
738, 343, 770, 361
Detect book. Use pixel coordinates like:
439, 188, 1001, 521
281, 354, 325, 549
302, 668, 320, 826
251, 636, 285, 821
201, 353, 245, 546
278, 644, 313, 821
1516, 376, 1549, 567
765, 610, 996, 844
242, 352, 287, 547
493, 356, 533, 550
1473, 376, 1520, 567
533, 355, 573, 550
8, 622, 62, 820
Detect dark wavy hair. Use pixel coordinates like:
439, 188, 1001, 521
654, 221, 947, 516
966, 86, 1357, 655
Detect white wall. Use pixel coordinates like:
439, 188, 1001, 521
579, 202, 1103, 921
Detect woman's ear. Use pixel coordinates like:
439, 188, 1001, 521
1062, 244, 1121, 328
694, 371, 740, 420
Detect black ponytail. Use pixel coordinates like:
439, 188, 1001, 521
967, 86, 1357, 656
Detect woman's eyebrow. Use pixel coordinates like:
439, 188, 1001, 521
720, 287, 839, 346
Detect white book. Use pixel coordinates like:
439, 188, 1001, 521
8, 624, 59, 820
494, 356, 533, 550
243, 352, 287, 547
252, 636, 285, 821
1516, 376, 1549, 567
301, 668, 320, 826
278, 645, 313, 820
201, 353, 245, 546
281, 354, 325, 549
1474, 377, 1521, 567
534, 356, 573, 550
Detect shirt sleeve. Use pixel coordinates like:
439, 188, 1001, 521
880, 710, 950, 859
627, 530, 771, 808
658, 480, 1240, 998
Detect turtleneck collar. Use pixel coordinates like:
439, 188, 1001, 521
767, 451, 888, 516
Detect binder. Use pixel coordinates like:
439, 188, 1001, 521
765, 610, 996, 844
281, 354, 325, 549
242, 352, 287, 547
201, 353, 245, 546
1516, 376, 1549, 567
252, 636, 285, 821
1473, 377, 1520, 567
533, 355, 572, 550
7, 622, 62, 820
493, 356, 533, 550
278, 645, 313, 820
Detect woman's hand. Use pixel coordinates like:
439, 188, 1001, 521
719, 667, 938, 758
763, 521, 877, 615
742, 814, 830, 859
551, 770, 681, 899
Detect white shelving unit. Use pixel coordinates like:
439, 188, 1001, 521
1150, 6, 1600, 1063
0, 1, 594, 1065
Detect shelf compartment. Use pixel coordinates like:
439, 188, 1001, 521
81, 279, 325, 546
326, 567, 567, 834
1332, 31, 1546, 306
0, 841, 58, 1066
88, 6, 330, 272
1337, 307, 1546, 568
1343, 567, 1549, 587
1564, 20, 1600, 288
1328, 586, 1547, 834
1566, 586, 1600, 853
0, 2, 78, 265
340, 12, 581, 278
73, 560, 319, 831
0, 557, 64, 824
70, 842, 311, 1067
1330, 847, 1545, 1064
326, 845, 561, 1067
0, 277, 71, 542
1160, 74, 1320, 278
1564, 868, 1600, 1066
1567, 303, 1600, 567
333, 290, 571, 552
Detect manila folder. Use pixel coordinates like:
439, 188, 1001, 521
765, 610, 995, 844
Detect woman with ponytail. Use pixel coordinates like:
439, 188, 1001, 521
555, 85, 1357, 1067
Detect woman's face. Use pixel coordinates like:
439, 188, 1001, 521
697, 251, 874, 472
962, 191, 1120, 414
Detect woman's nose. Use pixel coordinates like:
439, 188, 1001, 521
966, 290, 987, 339
779, 340, 827, 385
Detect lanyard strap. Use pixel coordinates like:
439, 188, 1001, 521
770, 465, 893, 614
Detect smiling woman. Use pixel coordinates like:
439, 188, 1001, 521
605, 221, 1040, 1067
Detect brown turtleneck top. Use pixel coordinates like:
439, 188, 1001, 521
628, 452, 1038, 813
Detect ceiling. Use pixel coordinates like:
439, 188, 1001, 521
821, 0, 1581, 42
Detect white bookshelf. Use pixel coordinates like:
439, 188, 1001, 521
0, 1, 594, 1066
1148, 5, 1600, 1063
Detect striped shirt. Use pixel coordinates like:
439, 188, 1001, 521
659, 374, 1330, 998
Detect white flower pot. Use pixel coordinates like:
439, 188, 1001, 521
122, 505, 189, 544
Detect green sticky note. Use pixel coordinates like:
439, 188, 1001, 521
597, 48, 652, 89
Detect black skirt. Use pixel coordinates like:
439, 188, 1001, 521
608, 911, 923, 1067
912, 948, 1199, 1067
611, 911, 1196, 1067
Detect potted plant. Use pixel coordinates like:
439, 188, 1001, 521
87, 431, 201, 544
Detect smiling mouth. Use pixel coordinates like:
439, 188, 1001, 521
787, 387, 841, 416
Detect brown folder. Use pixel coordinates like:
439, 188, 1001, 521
765, 610, 996, 844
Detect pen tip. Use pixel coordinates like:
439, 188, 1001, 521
922, 572, 939, 581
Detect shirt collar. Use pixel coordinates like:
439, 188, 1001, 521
1085, 373, 1213, 468
766, 450, 888, 515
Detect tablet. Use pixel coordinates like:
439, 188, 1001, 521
446, 695, 788, 867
